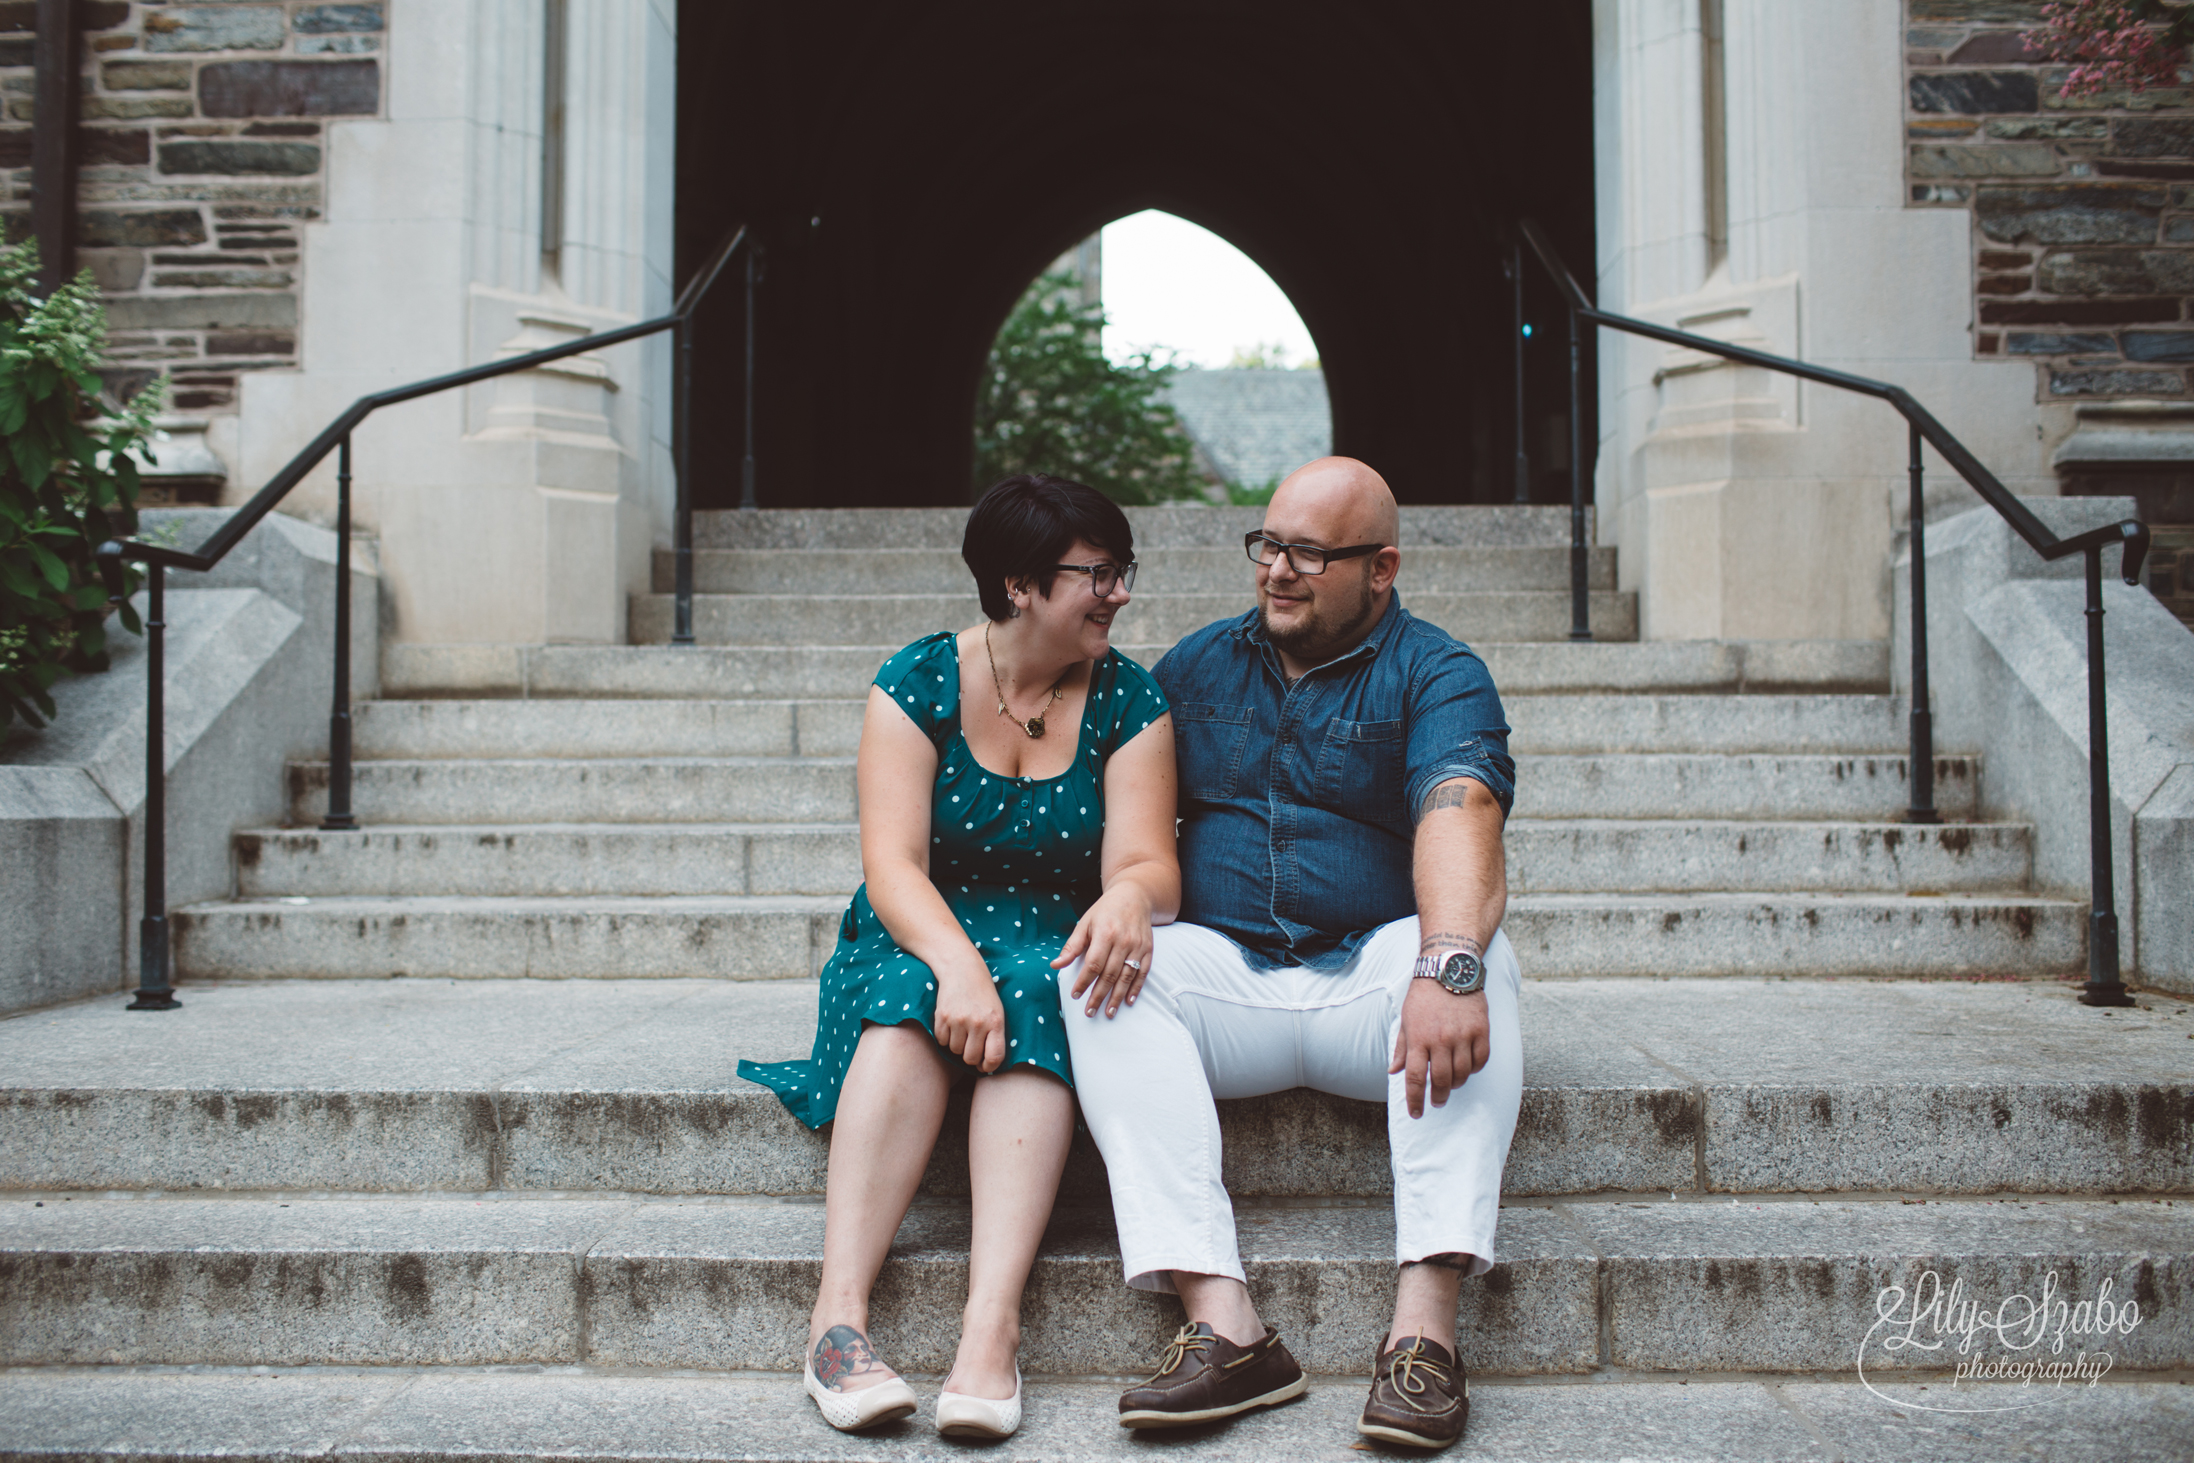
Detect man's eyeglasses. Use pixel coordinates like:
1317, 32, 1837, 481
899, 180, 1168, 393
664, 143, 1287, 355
1054, 560, 1137, 597
1244, 532, 1383, 576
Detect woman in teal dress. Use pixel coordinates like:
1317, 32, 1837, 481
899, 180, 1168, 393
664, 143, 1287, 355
738, 475, 1178, 1438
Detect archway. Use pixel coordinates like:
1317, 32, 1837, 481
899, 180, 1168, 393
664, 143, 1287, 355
676, 0, 1594, 507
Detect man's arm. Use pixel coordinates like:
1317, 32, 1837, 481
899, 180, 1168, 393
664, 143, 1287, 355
1390, 775, 1508, 1118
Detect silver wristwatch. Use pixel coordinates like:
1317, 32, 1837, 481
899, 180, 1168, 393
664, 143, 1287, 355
1411, 949, 1486, 996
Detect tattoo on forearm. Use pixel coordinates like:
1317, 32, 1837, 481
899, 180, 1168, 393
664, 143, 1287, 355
1419, 929, 1485, 957
812, 1325, 886, 1390
1420, 781, 1481, 816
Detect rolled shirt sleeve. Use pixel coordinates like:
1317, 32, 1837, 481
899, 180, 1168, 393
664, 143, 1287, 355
1404, 644, 1515, 822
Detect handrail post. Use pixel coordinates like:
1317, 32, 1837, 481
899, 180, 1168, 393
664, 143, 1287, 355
1510, 235, 1530, 505
1905, 421, 1938, 824
129, 561, 180, 1010
2078, 543, 2133, 1007
322, 434, 357, 829
1566, 304, 1591, 640
740, 241, 760, 512
672, 309, 696, 646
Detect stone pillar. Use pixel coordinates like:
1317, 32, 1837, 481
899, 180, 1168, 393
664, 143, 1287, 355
1593, 0, 2077, 643
231, 0, 677, 648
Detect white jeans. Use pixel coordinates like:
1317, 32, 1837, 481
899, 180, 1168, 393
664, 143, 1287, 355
1063, 917, 1523, 1292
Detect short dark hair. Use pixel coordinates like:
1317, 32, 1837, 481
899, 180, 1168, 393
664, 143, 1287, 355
962, 474, 1135, 622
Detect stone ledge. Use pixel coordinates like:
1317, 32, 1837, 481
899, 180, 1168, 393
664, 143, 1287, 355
2, 980, 2183, 1200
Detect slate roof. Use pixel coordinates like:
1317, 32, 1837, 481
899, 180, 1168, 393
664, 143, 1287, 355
1160, 368, 1332, 488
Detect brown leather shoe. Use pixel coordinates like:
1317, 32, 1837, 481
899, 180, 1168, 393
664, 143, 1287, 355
1117, 1322, 1307, 1428
1356, 1335, 1468, 1449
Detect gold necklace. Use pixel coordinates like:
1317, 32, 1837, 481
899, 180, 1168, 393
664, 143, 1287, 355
984, 621, 1065, 738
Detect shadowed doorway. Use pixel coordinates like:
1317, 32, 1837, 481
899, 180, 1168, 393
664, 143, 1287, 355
676, 1, 1594, 507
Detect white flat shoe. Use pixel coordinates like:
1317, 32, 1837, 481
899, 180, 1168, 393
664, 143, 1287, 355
804, 1360, 918, 1432
935, 1367, 1023, 1439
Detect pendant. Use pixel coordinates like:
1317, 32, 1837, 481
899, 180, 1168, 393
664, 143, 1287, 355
1022, 716, 1045, 739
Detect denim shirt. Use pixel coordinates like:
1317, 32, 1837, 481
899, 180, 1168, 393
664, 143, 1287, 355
1152, 593, 1515, 971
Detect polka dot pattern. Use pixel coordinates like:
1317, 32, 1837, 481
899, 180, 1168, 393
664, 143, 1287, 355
737, 632, 1170, 1129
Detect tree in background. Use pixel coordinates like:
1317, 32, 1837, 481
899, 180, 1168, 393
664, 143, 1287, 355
973, 271, 1208, 505
2027, 0, 2194, 96
1, 243, 163, 730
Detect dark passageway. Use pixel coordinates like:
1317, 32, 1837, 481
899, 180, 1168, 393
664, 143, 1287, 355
676, 1, 1594, 508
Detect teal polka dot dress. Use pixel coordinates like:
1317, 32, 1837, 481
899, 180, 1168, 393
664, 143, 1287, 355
738, 631, 1170, 1129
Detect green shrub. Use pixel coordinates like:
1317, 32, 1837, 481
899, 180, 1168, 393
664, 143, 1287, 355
973, 271, 1208, 506
0, 242, 164, 730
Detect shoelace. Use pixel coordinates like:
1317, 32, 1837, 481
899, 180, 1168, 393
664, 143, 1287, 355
1155, 1324, 1213, 1377
1387, 1339, 1451, 1411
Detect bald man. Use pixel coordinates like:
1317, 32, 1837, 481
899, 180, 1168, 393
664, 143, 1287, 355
1062, 458, 1520, 1451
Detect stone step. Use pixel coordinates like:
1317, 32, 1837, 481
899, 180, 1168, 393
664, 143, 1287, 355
172, 887, 2083, 985
690, 504, 1588, 550
286, 757, 859, 825
7, 979, 2185, 1201
173, 896, 842, 980
287, 753, 1967, 827
625, 590, 1643, 647
234, 819, 2031, 899
1505, 694, 1905, 754
1508, 892, 2087, 978
5, 1369, 2186, 1463
237, 823, 866, 898
380, 640, 1889, 702
1510, 754, 1976, 820
353, 698, 863, 759
350, 693, 1912, 763
1504, 820, 2032, 894
651, 544, 1620, 595
2, 1192, 2185, 1375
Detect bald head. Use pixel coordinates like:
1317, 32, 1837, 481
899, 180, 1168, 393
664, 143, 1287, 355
1265, 457, 1399, 550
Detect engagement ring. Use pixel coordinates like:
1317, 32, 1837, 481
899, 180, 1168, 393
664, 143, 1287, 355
1123, 958, 1142, 971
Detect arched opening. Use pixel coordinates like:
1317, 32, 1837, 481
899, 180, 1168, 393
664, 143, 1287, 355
975, 210, 1334, 502
676, 0, 1594, 508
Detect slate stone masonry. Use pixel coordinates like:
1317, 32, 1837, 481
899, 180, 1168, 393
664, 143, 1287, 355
1907, 1, 2194, 399
1, 2, 384, 412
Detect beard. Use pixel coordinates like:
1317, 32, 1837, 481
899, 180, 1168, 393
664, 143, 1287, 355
1258, 570, 1379, 665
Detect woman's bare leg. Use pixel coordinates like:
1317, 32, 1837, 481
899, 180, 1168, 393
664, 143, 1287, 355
945, 1066, 1077, 1399
808, 1022, 953, 1392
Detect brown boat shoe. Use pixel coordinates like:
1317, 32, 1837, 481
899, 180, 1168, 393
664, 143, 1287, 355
1357, 1334, 1469, 1449
1117, 1321, 1308, 1428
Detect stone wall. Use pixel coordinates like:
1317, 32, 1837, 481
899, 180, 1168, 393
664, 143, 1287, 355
3, 1, 383, 424
1906, 1, 2194, 399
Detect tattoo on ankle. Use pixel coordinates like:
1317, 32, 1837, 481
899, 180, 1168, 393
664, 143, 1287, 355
1404, 1253, 1469, 1272
813, 1324, 885, 1390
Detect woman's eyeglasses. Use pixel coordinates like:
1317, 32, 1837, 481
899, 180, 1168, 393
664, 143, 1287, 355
1054, 561, 1137, 597
1244, 532, 1382, 576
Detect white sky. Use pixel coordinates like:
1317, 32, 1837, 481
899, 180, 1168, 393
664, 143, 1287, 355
1099, 210, 1318, 370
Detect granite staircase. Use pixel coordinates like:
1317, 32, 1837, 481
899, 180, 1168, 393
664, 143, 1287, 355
3, 506, 2188, 1462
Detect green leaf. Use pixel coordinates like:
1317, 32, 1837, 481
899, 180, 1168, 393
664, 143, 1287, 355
116, 600, 142, 635
27, 540, 68, 590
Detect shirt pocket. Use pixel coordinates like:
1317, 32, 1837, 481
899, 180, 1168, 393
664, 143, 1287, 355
1314, 717, 1405, 815
1172, 702, 1255, 802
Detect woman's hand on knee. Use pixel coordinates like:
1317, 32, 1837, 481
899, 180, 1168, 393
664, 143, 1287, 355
933, 962, 1008, 1073
1056, 885, 1154, 1018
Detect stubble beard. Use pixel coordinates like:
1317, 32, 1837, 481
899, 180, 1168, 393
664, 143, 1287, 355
1259, 571, 1378, 665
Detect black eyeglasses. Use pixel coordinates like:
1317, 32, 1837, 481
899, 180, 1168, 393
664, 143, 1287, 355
1244, 532, 1383, 576
1054, 560, 1137, 597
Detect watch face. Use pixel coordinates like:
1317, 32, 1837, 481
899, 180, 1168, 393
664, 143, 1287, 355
1440, 953, 1484, 994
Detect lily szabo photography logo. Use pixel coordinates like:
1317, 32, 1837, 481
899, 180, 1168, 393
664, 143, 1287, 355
1859, 1269, 2143, 1414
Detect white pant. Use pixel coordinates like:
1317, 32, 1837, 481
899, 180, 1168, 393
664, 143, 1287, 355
1063, 917, 1523, 1292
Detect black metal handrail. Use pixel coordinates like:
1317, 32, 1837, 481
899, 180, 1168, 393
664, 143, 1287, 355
1513, 218, 2152, 1007
94, 224, 754, 1011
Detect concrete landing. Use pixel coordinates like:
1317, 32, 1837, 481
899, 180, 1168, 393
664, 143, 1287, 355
1, 1368, 2188, 1463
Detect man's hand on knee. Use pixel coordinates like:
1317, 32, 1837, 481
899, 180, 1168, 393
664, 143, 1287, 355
1388, 981, 1490, 1118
